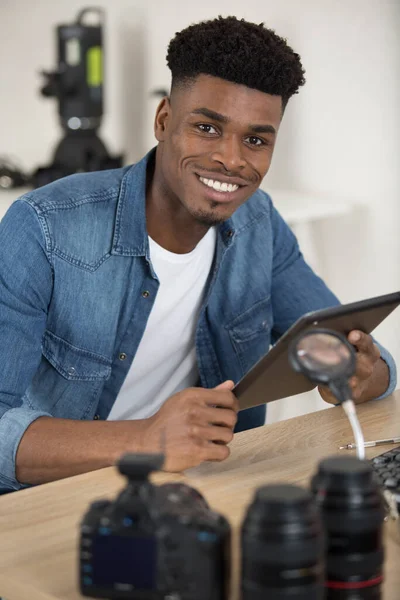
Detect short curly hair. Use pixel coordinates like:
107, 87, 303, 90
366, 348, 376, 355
167, 16, 305, 110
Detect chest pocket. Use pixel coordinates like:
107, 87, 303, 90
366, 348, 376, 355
23, 330, 112, 419
225, 297, 272, 377
42, 330, 112, 381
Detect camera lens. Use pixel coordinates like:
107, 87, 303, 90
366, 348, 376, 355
311, 456, 385, 599
241, 484, 325, 600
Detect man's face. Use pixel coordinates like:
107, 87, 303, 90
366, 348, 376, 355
153, 74, 283, 226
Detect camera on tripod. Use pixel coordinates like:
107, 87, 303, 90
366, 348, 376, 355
0, 7, 123, 191
79, 453, 230, 599
33, 7, 123, 188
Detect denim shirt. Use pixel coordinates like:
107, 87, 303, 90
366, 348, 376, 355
0, 150, 397, 492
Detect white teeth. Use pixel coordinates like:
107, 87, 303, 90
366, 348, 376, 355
199, 176, 239, 193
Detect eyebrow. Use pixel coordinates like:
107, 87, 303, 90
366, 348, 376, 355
190, 107, 276, 136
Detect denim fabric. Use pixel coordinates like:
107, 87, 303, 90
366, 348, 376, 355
0, 150, 396, 491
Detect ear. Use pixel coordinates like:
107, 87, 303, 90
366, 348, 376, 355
154, 97, 171, 142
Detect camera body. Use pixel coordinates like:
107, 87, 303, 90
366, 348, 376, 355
79, 454, 230, 599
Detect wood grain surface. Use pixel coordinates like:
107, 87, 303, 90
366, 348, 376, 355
0, 391, 399, 599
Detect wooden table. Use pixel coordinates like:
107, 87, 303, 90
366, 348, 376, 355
0, 391, 399, 599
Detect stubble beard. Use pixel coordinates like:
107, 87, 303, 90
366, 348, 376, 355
188, 200, 231, 227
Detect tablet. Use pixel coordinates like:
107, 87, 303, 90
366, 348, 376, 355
234, 291, 400, 410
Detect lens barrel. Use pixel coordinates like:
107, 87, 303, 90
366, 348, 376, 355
312, 456, 385, 599
241, 484, 325, 600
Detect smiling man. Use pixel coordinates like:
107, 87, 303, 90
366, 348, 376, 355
0, 16, 396, 492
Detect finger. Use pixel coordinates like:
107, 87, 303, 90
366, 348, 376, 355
202, 442, 230, 463
196, 406, 238, 429
214, 380, 235, 391
188, 423, 234, 445
318, 384, 337, 405
353, 353, 375, 381
348, 376, 364, 400
348, 331, 377, 358
201, 424, 234, 445
202, 389, 239, 412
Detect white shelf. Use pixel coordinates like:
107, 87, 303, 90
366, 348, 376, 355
262, 187, 357, 225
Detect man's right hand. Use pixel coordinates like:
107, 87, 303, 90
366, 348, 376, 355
15, 381, 238, 487
141, 380, 238, 472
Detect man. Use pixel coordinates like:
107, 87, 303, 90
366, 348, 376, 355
0, 16, 396, 493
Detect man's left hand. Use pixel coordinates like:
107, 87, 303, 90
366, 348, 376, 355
318, 330, 388, 404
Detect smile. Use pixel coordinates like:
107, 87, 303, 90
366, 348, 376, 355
198, 176, 239, 193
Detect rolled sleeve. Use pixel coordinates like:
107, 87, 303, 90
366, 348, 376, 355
374, 341, 397, 400
0, 407, 52, 492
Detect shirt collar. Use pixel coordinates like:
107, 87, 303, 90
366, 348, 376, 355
111, 147, 264, 256
111, 149, 153, 257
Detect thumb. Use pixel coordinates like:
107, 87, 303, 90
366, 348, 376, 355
214, 380, 235, 391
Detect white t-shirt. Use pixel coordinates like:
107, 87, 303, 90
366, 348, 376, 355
107, 227, 217, 421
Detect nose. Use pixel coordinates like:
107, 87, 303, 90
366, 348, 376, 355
210, 135, 247, 172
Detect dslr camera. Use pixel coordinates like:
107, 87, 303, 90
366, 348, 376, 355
79, 453, 230, 599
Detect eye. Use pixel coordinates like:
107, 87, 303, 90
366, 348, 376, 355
245, 135, 265, 147
197, 123, 218, 134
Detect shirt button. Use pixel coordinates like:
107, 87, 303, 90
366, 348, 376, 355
226, 230, 234, 238
119, 352, 127, 361
93, 414, 100, 420
68, 367, 76, 376
141, 290, 150, 298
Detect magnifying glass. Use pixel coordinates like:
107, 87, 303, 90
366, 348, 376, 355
288, 328, 365, 460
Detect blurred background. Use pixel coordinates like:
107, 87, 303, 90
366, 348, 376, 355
1, 0, 399, 423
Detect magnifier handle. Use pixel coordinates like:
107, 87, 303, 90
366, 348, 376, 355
327, 379, 352, 405
341, 399, 366, 460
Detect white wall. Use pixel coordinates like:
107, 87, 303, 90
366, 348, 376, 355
1, 0, 399, 422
